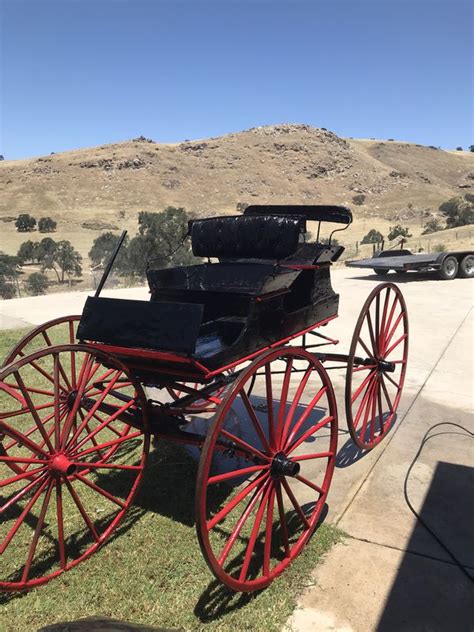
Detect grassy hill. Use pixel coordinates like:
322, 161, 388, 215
1, 124, 473, 266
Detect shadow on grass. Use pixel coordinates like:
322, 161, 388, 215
194, 504, 329, 624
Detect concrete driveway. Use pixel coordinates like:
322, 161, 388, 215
1, 270, 473, 630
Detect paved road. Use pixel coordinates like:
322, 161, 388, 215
1, 270, 473, 630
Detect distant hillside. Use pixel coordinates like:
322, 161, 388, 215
1, 124, 473, 222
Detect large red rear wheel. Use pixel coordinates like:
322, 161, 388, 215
0, 344, 149, 591
345, 283, 409, 450
196, 347, 338, 592
2, 315, 81, 368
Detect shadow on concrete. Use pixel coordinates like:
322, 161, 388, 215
336, 414, 397, 468
376, 461, 474, 631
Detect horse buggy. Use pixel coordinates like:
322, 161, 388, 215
0, 205, 409, 592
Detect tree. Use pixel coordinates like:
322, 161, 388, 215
439, 197, 474, 228
387, 224, 412, 241
36, 238, 58, 277
38, 217, 57, 233
361, 229, 384, 244
55, 241, 82, 282
25, 272, 49, 295
15, 214, 36, 232
469, 145, 474, 153
456, 147, 463, 151
131, 206, 198, 277
421, 218, 444, 235
17, 240, 40, 264
352, 194, 366, 206
89, 232, 129, 271
0, 252, 20, 299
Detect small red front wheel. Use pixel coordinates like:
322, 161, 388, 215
345, 283, 409, 450
0, 344, 149, 591
196, 347, 338, 592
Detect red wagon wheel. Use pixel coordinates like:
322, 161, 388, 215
196, 347, 338, 592
2, 315, 81, 368
0, 344, 149, 591
345, 283, 409, 451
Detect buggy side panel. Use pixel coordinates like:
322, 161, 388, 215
77, 296, 203, 354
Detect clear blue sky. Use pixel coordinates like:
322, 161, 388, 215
1, 0, 472, 160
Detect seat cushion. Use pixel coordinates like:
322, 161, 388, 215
189, 215, 304, 260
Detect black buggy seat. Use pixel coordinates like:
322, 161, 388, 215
78, 205, 351, 375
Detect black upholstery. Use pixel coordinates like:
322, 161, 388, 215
189, 215, 304, 260
244, 205, 353, 225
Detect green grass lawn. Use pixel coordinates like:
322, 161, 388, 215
0, 327, 342, 632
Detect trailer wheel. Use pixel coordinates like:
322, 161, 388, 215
196, 347, 337, 592
0, 344, 149, 591
458, 255, 474, 279
438, 256, 458, 280
373, 269, 389, 276
346, 283, 408, 450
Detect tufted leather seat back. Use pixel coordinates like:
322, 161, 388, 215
189, 215, 304, 260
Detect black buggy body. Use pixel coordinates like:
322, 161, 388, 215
77, 205, 352, 377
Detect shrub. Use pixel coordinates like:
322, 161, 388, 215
464, 193, 474, 203
456, 147, 463, 151
387, 224, 412, 241
38, 217, 57, 233
439, 197, 474, 228
361, 229, 384, 244
433, 243, 447, 252
15, 213, 36, 232
25, 272, 49, 295
352, 194, 366, 206
421, 218, 444, 235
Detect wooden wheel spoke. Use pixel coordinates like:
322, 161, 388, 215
21, 479, 54, 582
366, 311, 378, 356
240, 389, 272, 455
385, 332, 408, 358
0, 465, 48, 489
283, 386, 328, 450
382, 311, 404, 355
281, 477, 310, 530
217, 478, 270, 566
380, 376, 394, 413
264, 363, 276, 449
359, 379, 377, 440
263, 486, 276, 577
295, 474, 324, 496
13, 371, 55, 452
286, 415, 334, 456
71, 430, 142, 460
291, 451, 334, 462
0, 473, 48, 515
64, 479, 100, 542
351, 369, 377, 404
280, 364, 313, 450
219, 429, 271, 463
74, 472, 125, 508
352, 377, 376, 431
384, 372, 401, 390
275, 480, 290, 556
56, 480, 66, 570
207, 471, 269, 531
0, 476, 50, 555
238, 484, 272, 582
357, 336, 373, 360
207, 464, 270, 486
276, 357, 293, 445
